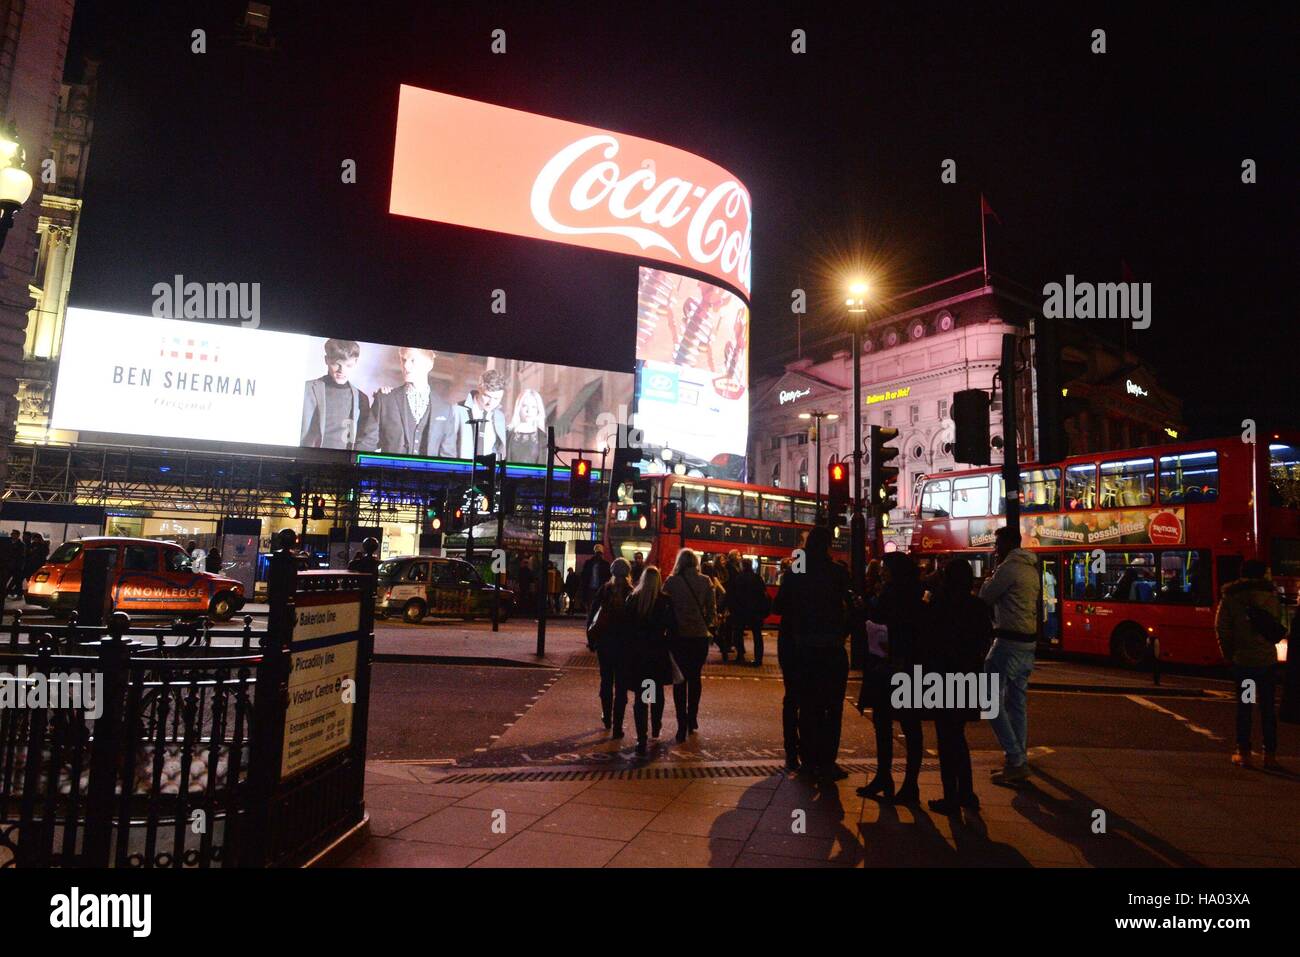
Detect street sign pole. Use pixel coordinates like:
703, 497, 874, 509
537, 426, 555, 657
1000, 333, 1022, 530
492, 459, 505, 633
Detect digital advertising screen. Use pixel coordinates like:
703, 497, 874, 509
51, 308, 634, 462
390, 85, 752, 299
633, 268, 749, 478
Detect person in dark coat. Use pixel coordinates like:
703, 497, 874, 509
347, 537, 381, 576
732, 558, 769, 666
580, 545, 612, 612
563, 567, 580, 614
626, 564, 676, 755
6, 530, 26, 598
776, 526, 854, 782
587, 557, 634, 735
204, 548, 224, 574
857, 552, 926, 803
518, 555, 536, 617
917, 558, 993, 814
774, 557, 803, 771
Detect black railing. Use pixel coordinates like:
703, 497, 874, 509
0, 552, 374, 868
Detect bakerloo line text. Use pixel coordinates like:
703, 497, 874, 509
112, 366, 256, 395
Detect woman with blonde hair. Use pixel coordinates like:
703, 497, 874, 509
662, 548, 717, 741
626, 565, 676, 755
506, 388, 547, 464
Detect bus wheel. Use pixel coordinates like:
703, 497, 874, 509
1110, 623, 1150, 668
403, 599, 427, 624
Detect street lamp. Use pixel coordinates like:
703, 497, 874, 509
846, 281, 871, 591
798, 409, 839, 522
0, 124, 34, 253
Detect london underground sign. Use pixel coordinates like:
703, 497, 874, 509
389, 85, 752, 298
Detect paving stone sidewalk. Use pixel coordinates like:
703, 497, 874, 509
328, 748, 1300, 868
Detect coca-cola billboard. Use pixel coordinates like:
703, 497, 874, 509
389, 86, 752, 298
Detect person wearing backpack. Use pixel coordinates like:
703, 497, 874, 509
663, 548, 717, 741
587, 558, 635, 737
1215, 559, 1286, 769
626, 565, 677, 755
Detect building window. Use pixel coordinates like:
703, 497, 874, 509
938, 398, 948, 421
770, 462, 781, 486
909, 404, 920, 425
883, 409, 893, 428
769, 435, 781, 451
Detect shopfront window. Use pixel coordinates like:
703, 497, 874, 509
1100, 457, 1155, 508
1064, 463, 1097, 510
1158, 450, 1219, 503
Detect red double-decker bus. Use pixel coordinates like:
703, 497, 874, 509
606, 475, 849, 603
910, 432, 1300, 667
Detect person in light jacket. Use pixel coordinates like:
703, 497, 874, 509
663, 548, 716, 742
979, 526, 1041, 784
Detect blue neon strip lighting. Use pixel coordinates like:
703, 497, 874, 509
355, 453, 602, 480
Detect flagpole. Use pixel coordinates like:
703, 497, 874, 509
980, 194, 989, 286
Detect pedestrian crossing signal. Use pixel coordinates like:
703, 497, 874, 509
570, 458, 592, 503
827, 460, 849, 520
662, 500, 680, 530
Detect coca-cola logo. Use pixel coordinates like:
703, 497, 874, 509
530, 135, 752, 295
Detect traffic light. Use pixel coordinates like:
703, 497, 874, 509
870, 426, 901, 517
569, 457, 592, 503
310, 495, 325, 520
827, 459, 849, 521
609, 445, 642, 503
662, 499, 680, 530
630, 478, 653, 510
952, 389, 991, 466
474, 454, 497, 511
284, 475, 304, 518
501, 479, 518, 515
450, 504, 465, 532
424, 492, 445, 532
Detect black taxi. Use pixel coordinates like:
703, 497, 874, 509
375, 556, 515, 624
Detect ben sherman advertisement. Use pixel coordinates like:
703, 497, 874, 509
51, 308, 633, 460
389, 85, 752, 298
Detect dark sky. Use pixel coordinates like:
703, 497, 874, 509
65, 1, 1296, 437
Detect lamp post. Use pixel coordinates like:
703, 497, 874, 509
798, 409, 839, 523
0, 123, 35, 253
845, 282, 870, 592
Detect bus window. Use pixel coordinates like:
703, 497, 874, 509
1019, 468, 1061, 513
1155, 549, 1212, 605
920, 478, 951, 516
743, 491, 761, 518
762, 495, 793, 522
793, 500, 818, 524
1042, 558, 1060, 642
682, 484, 707, 514
710, 487, 743, 517
1064, 463, 1097, 510
1100, 457, 1155, 508
1159, 450, 1219, 504
1268, 444, 1300, 508
951, 475, 992, 518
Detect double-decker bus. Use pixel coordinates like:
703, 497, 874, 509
911, 433, 1300, 667
606, 475, 849, 601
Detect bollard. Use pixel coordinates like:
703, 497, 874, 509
82, 611, 133, 865
242, 614, 254, 651
8, 607, 20, 648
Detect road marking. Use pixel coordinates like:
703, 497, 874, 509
1126, 694, 1225, 742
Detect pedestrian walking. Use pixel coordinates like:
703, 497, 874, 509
1215, 559, 1286, 769
626, 565, 676, 755
857, 552, 925, 802
547, 561, 563, 613
663, 548, 716, 741
773, 558, 804, 771
204, 547, 224, 574
630, 551, 646, 585
704, 561, 730, 661
587, 557, 635, 736
979, 526, 1042, 785
778, 526, 853, 782
732, 558, 770, 666
6, 530, 26, 598
918, 558, 993, 814
563, 566, 579, 614
580, 544, 611, 613
518, 555, 536, 617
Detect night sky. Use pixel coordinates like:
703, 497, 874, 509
64, 2, 1296, 438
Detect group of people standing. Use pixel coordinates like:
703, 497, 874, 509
0, 530, 49, 600
585, 549, 717, 755
777, 523, 1043, 815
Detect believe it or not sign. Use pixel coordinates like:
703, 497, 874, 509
281, 591, 362, 779
866, 386, 911, 405
390, 86, 752, 298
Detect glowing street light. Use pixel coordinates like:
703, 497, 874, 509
0, 123, 35, 253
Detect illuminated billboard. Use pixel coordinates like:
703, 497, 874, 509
51, 309, 634, 461
633, 268, 748, 477
390, 86, 752, 298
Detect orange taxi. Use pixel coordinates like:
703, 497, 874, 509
25, 537, 247, 621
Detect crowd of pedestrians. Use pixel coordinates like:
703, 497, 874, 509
0, 530, 49, 599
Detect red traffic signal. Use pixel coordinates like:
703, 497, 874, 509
570, 458, 592, 503
827, 460, 850, 519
